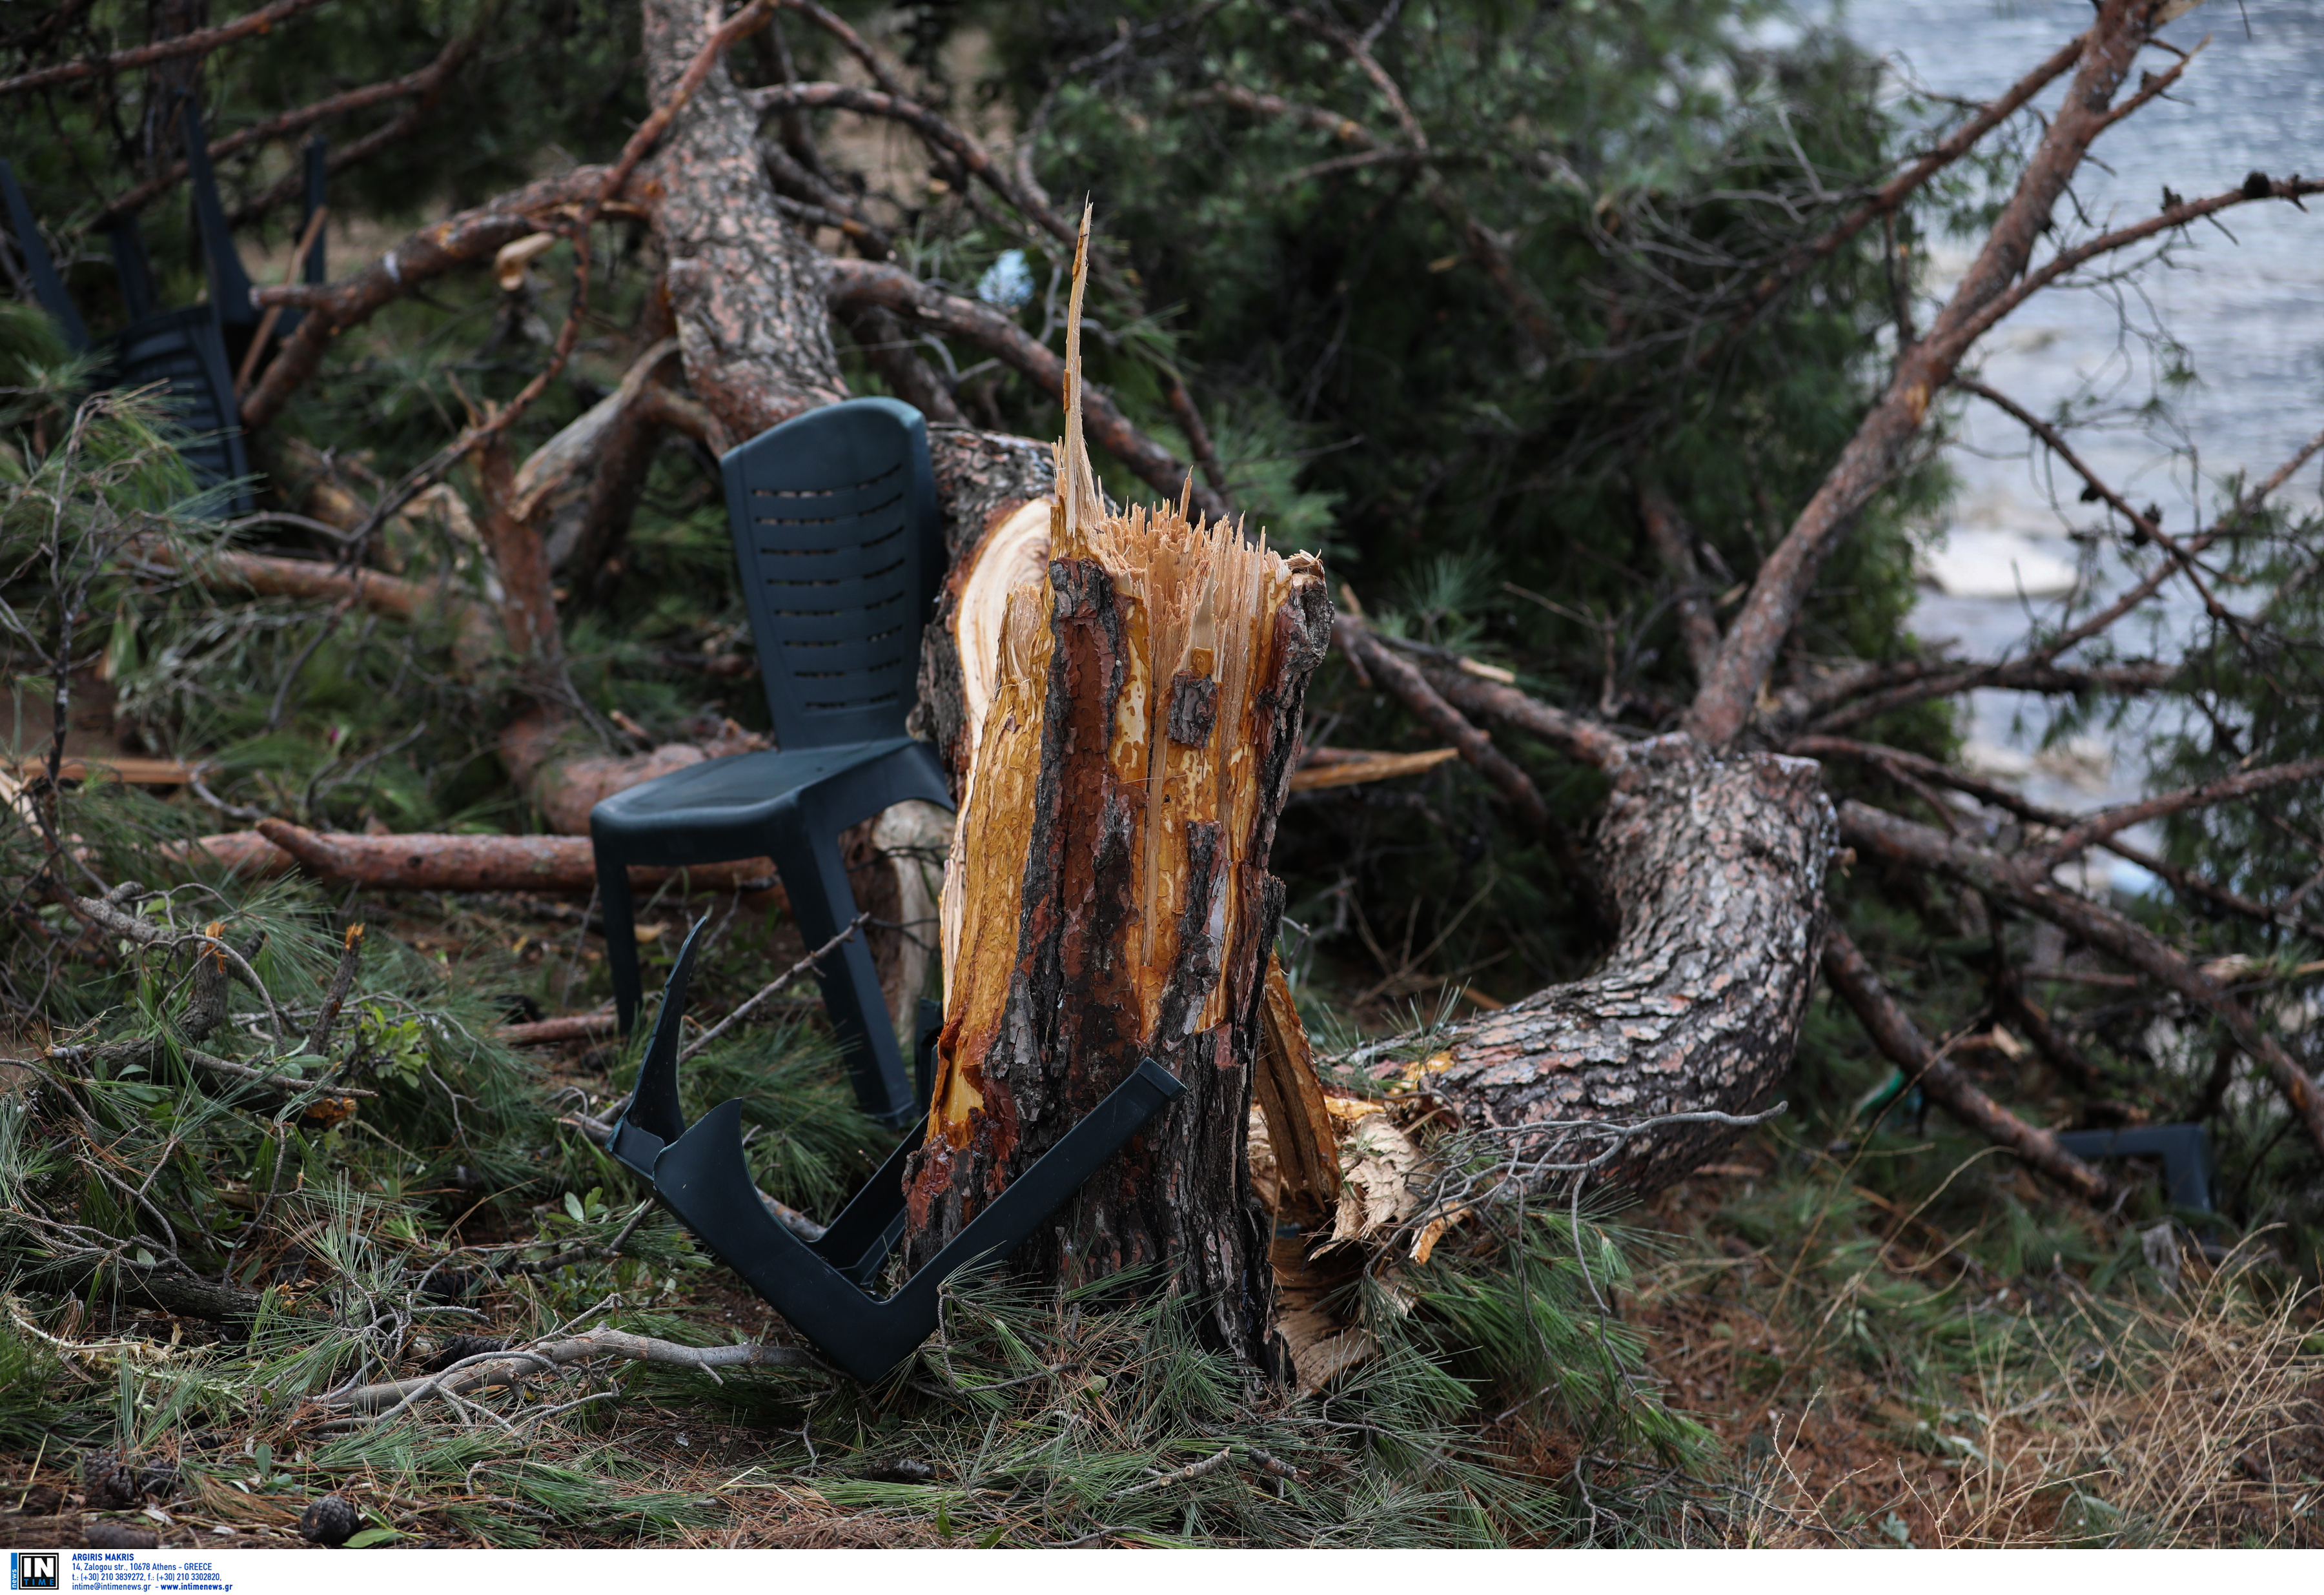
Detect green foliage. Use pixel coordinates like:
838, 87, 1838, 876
646, 1019, 892, 1214
678, 1261, 1697, 1547
0, 1310, 76, 1451
859, 0, 1945, 993
1411, 1207, 1712, 1470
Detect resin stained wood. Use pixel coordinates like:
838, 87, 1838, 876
902, 213, 1330, 1356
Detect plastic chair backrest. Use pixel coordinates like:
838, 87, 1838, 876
721, 397, 941, 750
108, 218, 159, 323
276, 137, 327, 340
2, 145, 251, 514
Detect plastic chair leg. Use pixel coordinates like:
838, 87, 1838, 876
595, 842, 646, 1036
605, 914, 704, 1179
765, 803, 917, 1124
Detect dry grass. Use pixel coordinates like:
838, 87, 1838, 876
1697, 1237, 2324, 1547
1913, 1246, 2321, 1546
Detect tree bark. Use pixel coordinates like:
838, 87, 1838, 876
17, 1257, 271, 1325
643, 0, 847, 438
247, 818, 786, 900
1421, 735, 1835, 1194
898, 261, 1332, 1358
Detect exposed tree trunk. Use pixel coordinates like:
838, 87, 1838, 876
899, 250, 1331, 1359
1422, 735, 1834, 1193
644, 0, 846, 438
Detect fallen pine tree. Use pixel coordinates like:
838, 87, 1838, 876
5, 0, 2320, 1402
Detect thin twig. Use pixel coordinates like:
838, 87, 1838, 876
678, 914, 868, 1062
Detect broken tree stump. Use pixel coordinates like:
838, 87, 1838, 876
901, 219, 1331, 1360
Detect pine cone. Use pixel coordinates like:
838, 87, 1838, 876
79, 1450, 136, 1510
298, 1494, 362, 1547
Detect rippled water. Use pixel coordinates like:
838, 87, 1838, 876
1828, 0, 2324, 818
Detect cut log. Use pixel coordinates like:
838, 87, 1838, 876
163, 821, 787, 906
901, 219, 1332, 1361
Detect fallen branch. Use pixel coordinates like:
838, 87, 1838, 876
1838, 799, 2324, 1159
751, 81, 1070, 252
1637, 484, 1720, 681
1117, 1447, 1234, 1496
1803, 413, 2324, 735
2037, 757, 2324, 868
1957, 378, 2244, 634
323, 1324, 826, 1417
1288, 747, 1459, 791
12, 1255, 274, 1324
250, 818, 786, 899
1403, 646, 1634, 771
59, 886, 283, 1036
5, 755, 190, 786
0, 0, 331, 99
241, 166, 626, 429
1332, 616, 1550, 832
1689, 1, 2173, 746
1791, 734, 2324, 947
824, 257, 1212, 513
305, 922, 365, 1057
1820, 924, 2112, 1203
45, 1033, 374, 1102
678, 915, 867, 1062
499, 1008, 618, 1048
1334, 614, 1607, 927
1698, 30, 2088, 365
1804, 658, 2176, 736
139, 539, 500, 666
1959, 171, 2324, 359
97, 25, 480, 224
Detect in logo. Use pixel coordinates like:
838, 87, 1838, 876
9, 1552, 59, 1592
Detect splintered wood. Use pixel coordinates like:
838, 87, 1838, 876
901, 210, 1332, 1345
930, 462, 1313, 1133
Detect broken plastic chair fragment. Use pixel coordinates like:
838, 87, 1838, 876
2054, 1123, 2216, 1213
607, 919, 1187, 1382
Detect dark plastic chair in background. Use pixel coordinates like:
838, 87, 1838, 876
0, 100, 326, 517
589, 398, 953, 1126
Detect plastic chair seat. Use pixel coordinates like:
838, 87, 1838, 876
590, 739, 935, 862
106, 305, 252, 516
